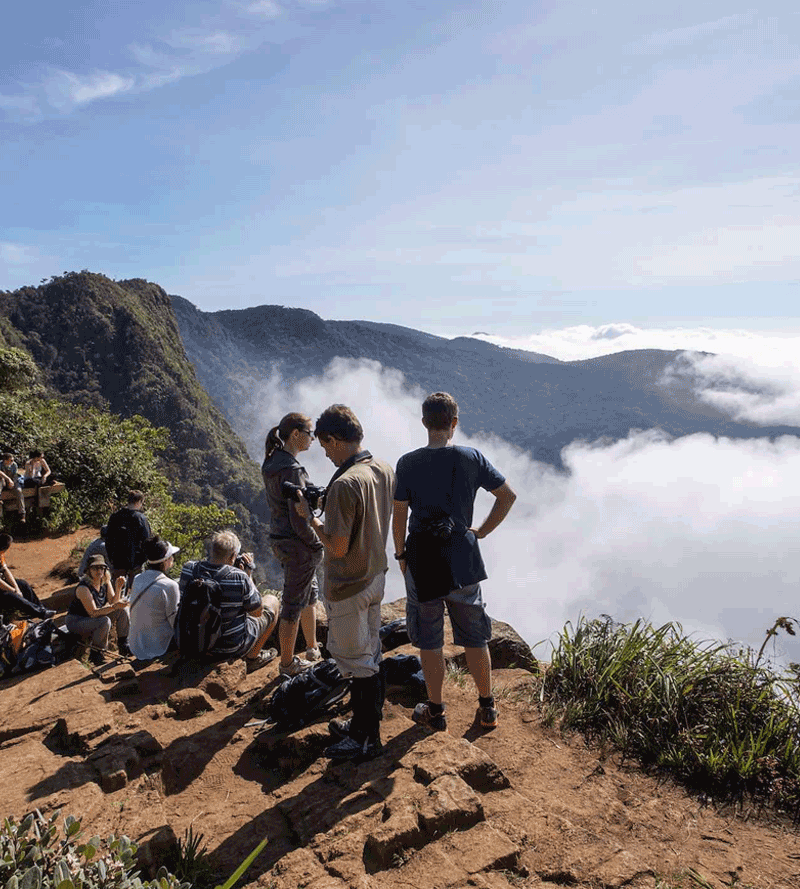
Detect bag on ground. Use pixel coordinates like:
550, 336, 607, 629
265, 658, 350, 729
0, 619, 60, 677
174, 564, 223, 658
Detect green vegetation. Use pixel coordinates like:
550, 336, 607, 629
0, 809, 188, 889
0, 811, 268, 889
0, 391, 169, 531
0, 273, 274, 577
542, 616, 800, 814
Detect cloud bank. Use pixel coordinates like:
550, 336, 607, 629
242, 356, 800, 666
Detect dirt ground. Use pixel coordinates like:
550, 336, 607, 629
0, 532, 799, 889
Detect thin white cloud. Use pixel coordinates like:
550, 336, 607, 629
245, 0, 282, 18
43, 69, 135, 109
631, 13, 753, 54
0, 242, 41, 265
0, 1, 333, 119
164, 29, 242, 54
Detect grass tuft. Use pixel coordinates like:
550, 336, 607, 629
542, 616, 800, 814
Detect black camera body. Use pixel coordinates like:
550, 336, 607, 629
281, 480, 327, 511
422, 516, 455, 541
234, 552, 254, 571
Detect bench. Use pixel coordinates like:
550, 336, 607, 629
0, 482, 66, 517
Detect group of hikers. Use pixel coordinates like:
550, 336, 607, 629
0, 450, 53, 523
2, 392, 517, 763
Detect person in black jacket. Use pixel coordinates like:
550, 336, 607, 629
104, 490, 152, 591
262, 413, 323, 677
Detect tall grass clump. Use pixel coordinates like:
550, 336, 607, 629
542, 616, 800, 813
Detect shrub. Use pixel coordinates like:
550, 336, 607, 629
0, 347, 42, 394
0, 394, 169, 527
0, 809, 189, 889
152, 501, 238, 571
542, 616, 800, 813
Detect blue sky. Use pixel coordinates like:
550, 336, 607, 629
2, 0, 800, 335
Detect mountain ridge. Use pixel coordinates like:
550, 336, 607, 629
170, 296, 799, 467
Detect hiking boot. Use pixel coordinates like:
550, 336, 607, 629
305, 646, 322, 663
325, 734, 382, 762
412, 701, 447, 732
328, 717, 352, 740
89, 649, 108, 667
478, 703, 499, 729
117, 637, 131, 658
246, 647, 277, 674
280, 655, 312, 677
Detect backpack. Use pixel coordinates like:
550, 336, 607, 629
105, 508, 143, 569
174, 563, 223, 658
265, 658, 350, 729
0, 619, 63, 678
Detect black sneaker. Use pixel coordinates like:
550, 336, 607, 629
478, 703, 498, 729
412, 702, 447, 732
328, 717, 352, 740
325, 734, 382, 762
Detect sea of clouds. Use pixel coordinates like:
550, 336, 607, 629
246, 323, 800, 666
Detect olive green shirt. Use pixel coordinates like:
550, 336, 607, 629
322, 456, 395, 602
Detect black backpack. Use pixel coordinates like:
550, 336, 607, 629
265, 659, 350, 729
174, 563, 223, 658
105, 508, 143, 569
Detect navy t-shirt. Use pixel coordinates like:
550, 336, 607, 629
394, 446, 505, 589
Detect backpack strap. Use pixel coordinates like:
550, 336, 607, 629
128, 575, 162, 612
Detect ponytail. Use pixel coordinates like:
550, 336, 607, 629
265, 425, 283, 459
264, 412, 311, 459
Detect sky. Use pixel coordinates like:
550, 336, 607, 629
3, 1, 800, 334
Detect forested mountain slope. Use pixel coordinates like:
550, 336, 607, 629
0, 272, 270, 558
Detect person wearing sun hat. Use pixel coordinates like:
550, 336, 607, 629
127, 535, 181, 661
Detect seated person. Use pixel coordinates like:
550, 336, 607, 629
65, 554, 130, 665
0, 453, 25, 522
0, 532, 54, 622
178, 530, 279, 672
128, 536, 181, 661
78, 526, 108, 577
23, 450, 51, 488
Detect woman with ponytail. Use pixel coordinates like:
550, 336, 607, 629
262, 412, 324, 676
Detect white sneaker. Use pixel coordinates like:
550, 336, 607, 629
305, 646, 322, 663
280, 655, 312, 677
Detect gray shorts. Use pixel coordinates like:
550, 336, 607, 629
271, 538, 322, 623
405, 571, 492, 651
244, 605, 278, 657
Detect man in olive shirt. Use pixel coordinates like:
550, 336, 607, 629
296, 404, 395, 761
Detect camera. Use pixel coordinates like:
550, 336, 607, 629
234, 551, 254, 571
422, 516, 455, 541
281, 481, 327, 511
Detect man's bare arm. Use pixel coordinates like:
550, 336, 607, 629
470, 482, 516, 539
392, 500, 409, 574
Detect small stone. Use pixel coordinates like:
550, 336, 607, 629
441, 822, 520, 874
417, 774, 485, 837
199, 660, 247, 700
167, 688, 214, 718
400, 734, 511, 792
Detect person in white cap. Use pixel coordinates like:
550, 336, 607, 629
127, 535, 181, 661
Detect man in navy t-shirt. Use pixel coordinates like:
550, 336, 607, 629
393, 392, 516, 732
